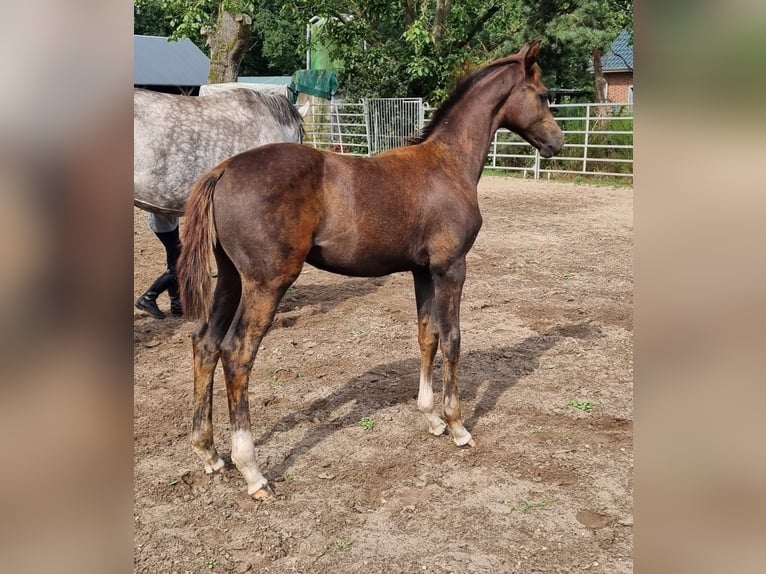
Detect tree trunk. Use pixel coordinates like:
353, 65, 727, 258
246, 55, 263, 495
592, 47, 608, 117
404, 0, 416, 27
432, 0, 452, 43
203, 6, 252, 84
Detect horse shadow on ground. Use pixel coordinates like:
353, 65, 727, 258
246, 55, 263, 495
273, 277, 388, 328
257, 322, 603, 481
133, 276, 387, 341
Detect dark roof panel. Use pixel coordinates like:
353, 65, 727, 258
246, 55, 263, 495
134, 35, 210, 86
601, 29, 633, 72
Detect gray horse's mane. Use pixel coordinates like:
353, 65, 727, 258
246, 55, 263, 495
244, 90, 305, 142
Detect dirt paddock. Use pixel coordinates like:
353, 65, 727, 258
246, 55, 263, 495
134, 176, 633, 573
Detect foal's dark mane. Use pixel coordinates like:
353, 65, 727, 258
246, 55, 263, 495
407, 58, 517, 145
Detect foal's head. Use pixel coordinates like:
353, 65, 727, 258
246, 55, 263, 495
495, 41, 564, 158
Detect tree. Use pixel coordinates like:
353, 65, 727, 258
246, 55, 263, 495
134, 0, 304, 82
135, 0, 632, 101
288, 0, 526, 102
517, 0, 632, 103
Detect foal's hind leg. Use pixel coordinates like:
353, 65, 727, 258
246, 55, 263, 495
412, 269, 447, 436
190, 263, 241, 473
219, 279, 296, 498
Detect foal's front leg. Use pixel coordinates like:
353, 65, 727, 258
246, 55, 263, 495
432, 259, 475, 447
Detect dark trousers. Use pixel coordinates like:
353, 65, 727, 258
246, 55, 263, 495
155, 226, 181, 274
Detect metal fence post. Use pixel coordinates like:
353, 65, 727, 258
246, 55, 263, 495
534, 149, 540, 180
583, 104, 591, 173
362, 99, 372, 156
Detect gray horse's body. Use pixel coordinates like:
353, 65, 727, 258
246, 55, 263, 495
134, 88, 303, 216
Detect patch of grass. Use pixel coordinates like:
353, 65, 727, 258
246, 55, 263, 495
269, 376, 283, 389
567, 400, 593, 412
359, 416, 375, 431
264, 365, 301, 387
530, 426, 545, 434
330, 539, 351, 552
206, 557, 217, 570
501, 496, 551, 512
517, 500, 550, 512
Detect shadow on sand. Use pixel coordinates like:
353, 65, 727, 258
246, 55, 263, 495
255, 322, 604, 480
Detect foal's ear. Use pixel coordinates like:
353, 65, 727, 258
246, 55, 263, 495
521, 40, 542, 70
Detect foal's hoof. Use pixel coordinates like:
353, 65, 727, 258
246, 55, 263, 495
451, 431, 476, 448
454, 437, 476, 448
203, 458, 226, 474
251, 484, 273, 501
429, 422, 448, 437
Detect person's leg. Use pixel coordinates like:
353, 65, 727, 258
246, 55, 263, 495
154, 226, 183, 316
135, 270, 175, 318
136, 214, 181, 319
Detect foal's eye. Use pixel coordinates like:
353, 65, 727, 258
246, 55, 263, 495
539, 93, 549, 103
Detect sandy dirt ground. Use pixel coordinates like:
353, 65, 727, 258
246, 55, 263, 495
134, 175, 633, 573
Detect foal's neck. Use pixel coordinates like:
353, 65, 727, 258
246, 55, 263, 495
428, 69, 512, 183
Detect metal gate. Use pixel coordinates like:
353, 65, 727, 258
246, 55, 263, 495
363, 98, 424, 155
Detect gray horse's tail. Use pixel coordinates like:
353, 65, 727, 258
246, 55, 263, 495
177, 162, 228, 321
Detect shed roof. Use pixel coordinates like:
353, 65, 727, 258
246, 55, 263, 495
238, 76, 293, 85
134, 35, 210, 86
601, 29, 633, 72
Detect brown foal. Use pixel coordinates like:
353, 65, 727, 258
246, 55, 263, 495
177, 41, 563, 498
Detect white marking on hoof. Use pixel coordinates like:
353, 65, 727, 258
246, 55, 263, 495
428, 417, 447, 436
204, 457, 225, 474
232, 430, 268, 496
449, 423, 474, 447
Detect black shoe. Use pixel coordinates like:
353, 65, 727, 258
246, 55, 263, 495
136, 292, 166, 319
168, 274, 182, 317
170, 296, 183, 317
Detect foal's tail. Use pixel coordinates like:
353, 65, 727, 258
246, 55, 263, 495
177, 162, 228, 321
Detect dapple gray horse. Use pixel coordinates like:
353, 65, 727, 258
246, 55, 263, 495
134, 88, 304, 216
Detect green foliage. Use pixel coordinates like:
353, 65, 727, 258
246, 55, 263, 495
515, 0, 632, 92
567, 400, 594, 412
285, 0, 527, 102
135, 0, 632, 100
359, 416, 375, 431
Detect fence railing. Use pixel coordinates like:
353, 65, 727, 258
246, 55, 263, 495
303, 101, 633, 180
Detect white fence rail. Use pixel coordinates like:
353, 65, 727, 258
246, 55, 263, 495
303, 101, 633, 180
